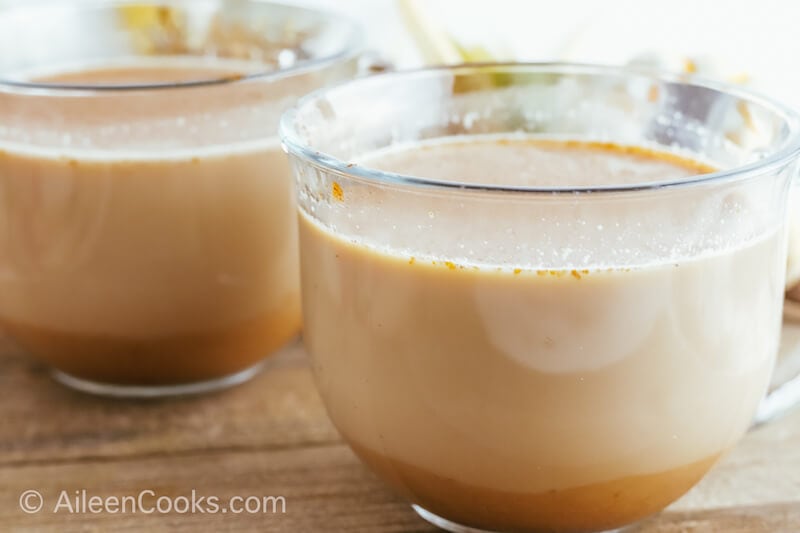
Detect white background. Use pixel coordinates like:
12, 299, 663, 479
2, 0, 799, 107
288, 0, 800, 107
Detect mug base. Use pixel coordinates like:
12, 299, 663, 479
51, 362, 264, 398
412, 504, 631, 533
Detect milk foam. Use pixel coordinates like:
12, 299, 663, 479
305, 135, 780, 270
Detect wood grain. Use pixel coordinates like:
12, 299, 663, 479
0, 339, 339, 467
1, 330, 800, 532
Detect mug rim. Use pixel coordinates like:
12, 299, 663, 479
0, 0, 365, 94
280, 61, 800, 195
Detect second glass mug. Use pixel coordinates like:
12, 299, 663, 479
0, 0, 362, 396
281, 64, 800, 533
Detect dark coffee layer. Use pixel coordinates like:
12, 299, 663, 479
352, 440, 720, 533
2, 300, 300, 385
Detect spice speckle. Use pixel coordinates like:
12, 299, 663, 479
332, 181, 344, 201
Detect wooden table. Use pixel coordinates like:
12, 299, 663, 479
1, 327, 800, 533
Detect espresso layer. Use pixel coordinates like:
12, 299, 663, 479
352, 441, 720, 533
1, 297, 299, 384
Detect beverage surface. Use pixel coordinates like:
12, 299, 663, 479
0, 56, 316, 154
34, 59, 250, 85
358, 137, 715, 188
306, 134, 763, 272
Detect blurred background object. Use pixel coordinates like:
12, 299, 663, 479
311, 0, 798, 101
5, 0, 799, 99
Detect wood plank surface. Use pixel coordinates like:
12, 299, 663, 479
1, 327, 799, 532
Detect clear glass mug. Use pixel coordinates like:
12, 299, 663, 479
0, 0, 362, 396
281, 64, 800, 533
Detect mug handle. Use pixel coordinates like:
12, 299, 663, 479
755, 332, 800, 426
756, 174, 800, 425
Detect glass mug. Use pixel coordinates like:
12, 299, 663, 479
0, 0, 362, 396
281, 64, 800, 533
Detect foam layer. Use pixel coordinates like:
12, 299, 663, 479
304, 136, 778, 269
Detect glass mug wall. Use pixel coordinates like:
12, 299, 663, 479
281, 64, 800, 533
0, 1, 362, 396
